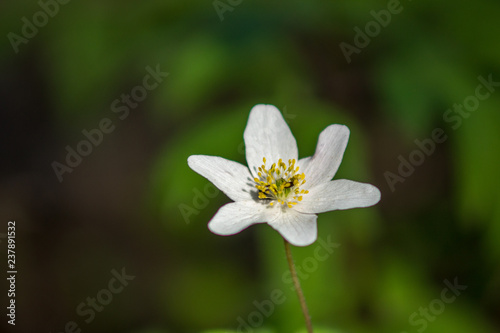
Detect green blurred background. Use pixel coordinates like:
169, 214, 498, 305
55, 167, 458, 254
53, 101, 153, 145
1, 0, 499, 332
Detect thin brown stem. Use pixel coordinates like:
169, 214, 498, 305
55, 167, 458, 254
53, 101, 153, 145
284, 238, 313, 333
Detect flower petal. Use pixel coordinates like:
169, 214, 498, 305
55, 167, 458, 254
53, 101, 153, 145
300, 124, 350, 189
295, 179, 381, 214
208, 201, 277, 235
244, 104, 298, 178
187, 155, 255, 202
268, 209, 318, 246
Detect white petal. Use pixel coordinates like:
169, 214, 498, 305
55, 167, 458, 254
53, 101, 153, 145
295, 179, 381, 214
300, 125, 350, 189
188, 155, 255, 202
298, 156, 312, 174
208, 201, 277, 235
244, 104, 298, 178
268, 209, 318, 246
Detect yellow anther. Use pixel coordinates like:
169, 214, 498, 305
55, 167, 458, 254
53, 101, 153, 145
254, 156, 309, 208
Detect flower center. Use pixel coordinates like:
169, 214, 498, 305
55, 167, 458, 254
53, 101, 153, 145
253, 157, 309, 208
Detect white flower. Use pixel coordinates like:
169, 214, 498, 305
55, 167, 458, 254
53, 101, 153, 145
187, 104, 381, 246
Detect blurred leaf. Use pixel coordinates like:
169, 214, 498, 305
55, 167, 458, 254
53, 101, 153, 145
455, 96, 500, 226
201, 330, 274, 333
154, 35, 230, 116
375, 35, 472, 137
296, 328, 346, 333
161, 260, 255, 331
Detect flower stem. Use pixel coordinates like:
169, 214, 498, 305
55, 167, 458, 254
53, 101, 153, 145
284, 238, 313, 333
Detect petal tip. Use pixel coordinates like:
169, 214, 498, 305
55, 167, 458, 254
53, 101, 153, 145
187, 154, 202, 169
371, 185, 382, 205
285, 235, 317, 247
249, 104, 281, 116
327, 123, 350, 137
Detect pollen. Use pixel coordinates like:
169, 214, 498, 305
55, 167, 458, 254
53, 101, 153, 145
254, 157, 309, 208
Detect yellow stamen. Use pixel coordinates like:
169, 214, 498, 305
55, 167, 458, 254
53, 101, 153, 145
253, 157, 309, 208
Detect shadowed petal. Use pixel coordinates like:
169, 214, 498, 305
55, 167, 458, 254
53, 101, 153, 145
188, 155, 255, 202
268, 209, 318, 246
244, 104, 298, 178
208, 201, 277, 235
295, 179, 381, 214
